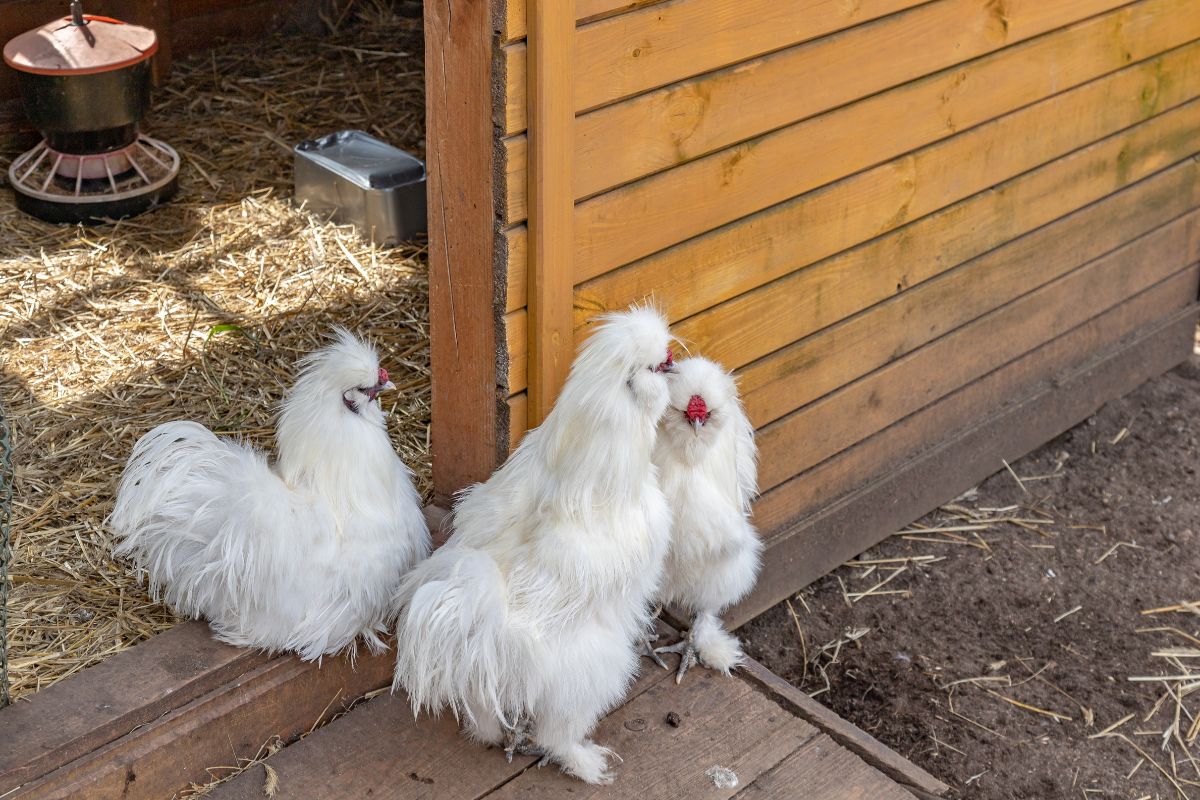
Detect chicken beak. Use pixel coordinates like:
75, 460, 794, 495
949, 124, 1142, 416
381, 380, 396, 392
691, 418, 703, 434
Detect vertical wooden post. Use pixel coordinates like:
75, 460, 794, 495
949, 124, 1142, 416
426, 0, 504, 502
527, 0, 576, 425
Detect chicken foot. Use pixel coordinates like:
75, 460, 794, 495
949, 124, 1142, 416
652, 627, 698, 684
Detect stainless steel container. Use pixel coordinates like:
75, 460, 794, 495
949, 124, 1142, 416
293, 130, 427, 246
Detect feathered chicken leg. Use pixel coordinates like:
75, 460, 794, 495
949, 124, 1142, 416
654, 611, 743, 684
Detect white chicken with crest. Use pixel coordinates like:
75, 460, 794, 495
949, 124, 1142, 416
109, 329, 430, 661
392, 307, 675, 785
649, 356, 762, 683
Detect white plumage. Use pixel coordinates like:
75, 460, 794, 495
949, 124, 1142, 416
108, 329, 430, 661
650, 356, 762, 682
392, 307, 675, 785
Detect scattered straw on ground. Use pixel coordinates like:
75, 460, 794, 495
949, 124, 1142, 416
0, 3, 428, 700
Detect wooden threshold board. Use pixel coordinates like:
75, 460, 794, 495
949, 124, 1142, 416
208, 631, 946, 799
726, 302, 1200, 626
0, 508, 446, 799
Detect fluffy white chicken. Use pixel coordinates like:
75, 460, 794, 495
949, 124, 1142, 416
392, 307, 675, 785
108, 329, 430, 661
649, 356, 762, 683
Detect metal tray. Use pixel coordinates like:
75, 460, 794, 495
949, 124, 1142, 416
293, 130, 426, 245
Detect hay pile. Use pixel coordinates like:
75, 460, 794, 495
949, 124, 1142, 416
0, 4, 428, 699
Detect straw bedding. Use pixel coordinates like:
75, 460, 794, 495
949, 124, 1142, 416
0, 3, 428, 699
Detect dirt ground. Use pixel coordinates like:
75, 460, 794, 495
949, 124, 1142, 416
742, 344, 1200, 799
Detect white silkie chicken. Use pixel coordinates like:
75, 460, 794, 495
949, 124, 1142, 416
108, 329, 430, 661
392, 307, 675, 785
649, 356, 762, 682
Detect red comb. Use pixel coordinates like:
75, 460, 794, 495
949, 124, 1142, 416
378, 367, 389, 385
685, 394, 709, 424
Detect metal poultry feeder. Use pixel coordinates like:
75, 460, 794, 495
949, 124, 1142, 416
3, 1, 179, 223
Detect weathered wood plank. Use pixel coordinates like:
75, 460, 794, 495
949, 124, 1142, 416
503, 97, 1200, 399
574, 98, 1200, 343
737, 735, 917, 799
500, 0, 1197, 223
754, 209, 1200, 492
729, 297, 1199, 623
526, 0, 577, 424
739, 660, 947, 797
485, 670, 819, 798
567, 38, 1200, 289
17, 649, 394, 799
506, 307, 528, 394
207, 694, 526, 800
426, 0, 506, 500
720, 148, 1200, 428
208, 624, 681, 800
0, 622, 268, 795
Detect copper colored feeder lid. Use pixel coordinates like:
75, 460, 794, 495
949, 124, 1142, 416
3, 15, 157, 77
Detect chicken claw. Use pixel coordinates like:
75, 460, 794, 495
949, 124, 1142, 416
501, 717, 553, 767
653, 629, 698, 684
641, 635, 670, 671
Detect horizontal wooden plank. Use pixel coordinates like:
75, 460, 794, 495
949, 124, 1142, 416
501, 0, 1196, 223
504, 98, 1200, 398
486, 671, 818, 798
501, 0, 934, 133
740, 734, 917, 800
754, 208, 1200, 492
502, 0, 668, 43
505, 307, 527, 393
715, 147, 1200, 426
508, 392, 528, 452
210, 621, 681, 799
563, 61, 1200, 329
0, 622, 268, 795
739, 659, 948, 798
208, 694, 526, 800
504, 226, 528, 314
731, 295, 1199, 623
568, 38, 1200, 289
19, 648, 394, 799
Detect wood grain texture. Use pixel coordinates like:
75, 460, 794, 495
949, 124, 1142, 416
738, 735, 917, 799
508, 391, 528, 452
526, 0, 577, 424
575, 97, 1200, 344
426, 0, 506, 501
567, 38, 1200, 289
502, 0, 985, 134
730, 298, 1199, 623
209, 623, 681, 800
486, 670, 818, 798
500, 0, 1196, 223
207, 694, 527, 800
723, 146, 1200, 429
502, 0, 668, 43
753, 209, 1200, 492
0, 622, 267, 795
17, 649, 394, 799
740, 659, 947, 797
503, 92, 1200, 399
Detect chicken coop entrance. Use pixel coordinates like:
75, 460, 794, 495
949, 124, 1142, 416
0, 0, 429, 705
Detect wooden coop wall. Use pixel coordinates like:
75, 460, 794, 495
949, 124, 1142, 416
431, 0, 1200, 618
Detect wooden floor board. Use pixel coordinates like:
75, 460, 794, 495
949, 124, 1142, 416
484, 671, 817, 799
204, 648, 927, 800
737, 734, 917, 799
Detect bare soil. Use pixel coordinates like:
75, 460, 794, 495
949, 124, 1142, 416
741, 349, 1200, 799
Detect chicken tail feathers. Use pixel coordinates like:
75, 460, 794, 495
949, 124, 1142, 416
107, 420, 265, 618
392, 548, 528, 727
